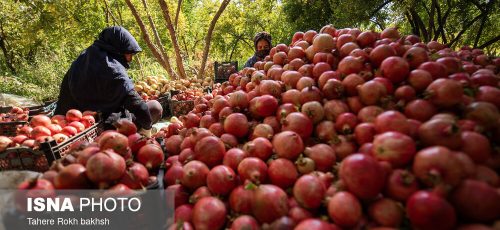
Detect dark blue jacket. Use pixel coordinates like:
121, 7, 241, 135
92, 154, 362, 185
54, 27, 153, 130
244, 55, 258, 68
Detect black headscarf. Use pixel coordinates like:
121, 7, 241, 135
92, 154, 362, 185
55, 26, 142, 117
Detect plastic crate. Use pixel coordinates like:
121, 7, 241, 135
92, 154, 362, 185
0, 121, 27, 137
0, 147, 49, 172
170, 100, 195, 117
0, 119, 104, 172
157, 94, 171, 118
28, 101, 57, 116
214, 61, 238, 83
40, 120, 104, 165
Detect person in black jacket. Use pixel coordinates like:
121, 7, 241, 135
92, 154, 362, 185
54, 26, 161, 133
244, 31, 272, 68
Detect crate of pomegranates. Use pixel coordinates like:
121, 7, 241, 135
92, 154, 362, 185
214, 61, 238, 83
0, 110, 101, 171
0, 107, 29, 136
169, 100, 195, 117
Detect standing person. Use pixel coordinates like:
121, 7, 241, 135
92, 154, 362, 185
244, 31, 272, 68
54, 26, 162, 134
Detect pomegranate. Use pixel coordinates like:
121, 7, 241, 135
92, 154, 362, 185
315, 120, 336, 143
404, 99, 437, 122
370, 44, 397, 67
460, 131, 492, 164
304, 144, 336, 172
230, 215, 259, 230
374, 111, 410, 135
322, 79, 344, 99
328, 191, 362, 228
244, 137, 273, 160
86, 150, 126, 189
229, 185, 254, 214
193, 136, 225, 168
340, 154, 385, 199
373, 131, 416, 167
268, 158, 298, 189
66, 109, 83, 122
252, 184, 289, 223
476, 86, 500, 108
406, 191, 456, 230
54, 163, 91, 189
357, 80, 387, 105
426, 79, 463, 107
335, 112, 358, 134
289, 206, 313, 223
167, 184, 190, 208
418, 61, 447, 79
113, 119, 137, 136
475, 165, 499, 187
181, 160, 209, 190
250, 123, 274, 139
238, 157, 268, 184
190, 186, 212, 204
408, 69, 433, 92
164, 163, 183, 186
30, 114, 51, 127
223, 113, 248, 138
465, 102, 499, 131
385, 169, 419, 202
120, 162, 149, 189
357, 105, 384, 123
338, 56, 364, 75
451, 179, 500, 222
323, 100, 349, 121
354, 122, 376, 145
137, 144, 164, 169
368, 198, 404, 227
296, 77, 315, 91
31, 126, 52, 139
98, 131, 129, 156
281, 71, 302, 89
412, 146, 464, 187
380, 56, 410, 83
207, 165, 236, 196
418, 118, 462, 150
249, 95, 279, 118
293, 175, 326, 209
175, 204, 193, 223
192, 197, 226, 230
272, 131, 304, 160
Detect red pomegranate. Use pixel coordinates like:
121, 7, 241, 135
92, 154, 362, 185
192, 197, 226, 230
406, 191, 456, 230
86, 150, 126, 189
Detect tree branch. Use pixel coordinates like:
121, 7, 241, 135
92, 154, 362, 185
103, 0, 120, 25
198, 0, 231, 79
369, 0, 393, 19
478, 34, 500, 49
474, 0, 494, 48
434, 0, 452, 42
448, 13, 483, 47
125, 0, 173, 78
158, 0, 187, 79
140, 0, 177, 79
405, 11, 419, 36
174, 0, 183, 31
410, 8, 429, 41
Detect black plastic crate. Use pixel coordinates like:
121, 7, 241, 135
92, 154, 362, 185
0, 121, 27, 137
169, 100, 195, 117
157, 94, 171, 118
214, 61, 238, 83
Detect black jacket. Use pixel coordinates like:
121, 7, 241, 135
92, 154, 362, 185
54, 26, 153, 130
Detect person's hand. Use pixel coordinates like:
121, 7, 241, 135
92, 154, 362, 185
138, 128, 152, 138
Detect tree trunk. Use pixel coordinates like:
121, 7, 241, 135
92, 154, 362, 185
103, 0, 119, 25
174, 0, 183, 31
125, 0, 172, 77
158, 0, 187, 79
140, 0, 177, 80
434, 0, 452, 43
0, 21, 16, 74
197, 0, 231, 79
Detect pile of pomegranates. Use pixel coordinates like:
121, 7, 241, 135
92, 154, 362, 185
0, 106, 29, 122
0, 109, 97, 151
17, 118, 164, 191
163, 25, 500, 229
